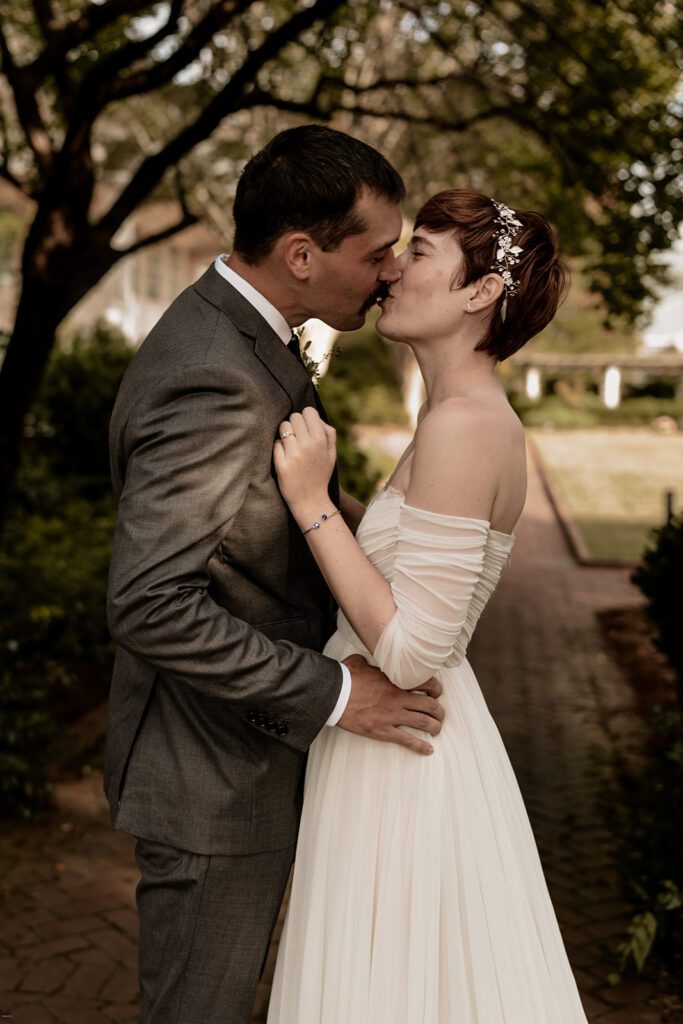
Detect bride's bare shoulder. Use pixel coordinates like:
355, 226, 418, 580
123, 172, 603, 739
416, 395, 523, 449
406, 396, 524, 518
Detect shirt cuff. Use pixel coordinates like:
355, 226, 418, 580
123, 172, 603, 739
325, 662, 352, 726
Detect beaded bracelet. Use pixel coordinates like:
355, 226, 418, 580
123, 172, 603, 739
302, 509, 342, 535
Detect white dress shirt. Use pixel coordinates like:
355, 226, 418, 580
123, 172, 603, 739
214, 255, 352, 727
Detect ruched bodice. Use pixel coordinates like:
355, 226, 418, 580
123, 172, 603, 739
334, 486, 514, 684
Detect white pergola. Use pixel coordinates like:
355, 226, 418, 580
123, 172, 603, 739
510, 352, 683, 408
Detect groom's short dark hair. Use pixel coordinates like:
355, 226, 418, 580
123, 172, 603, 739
232, 125, 405, 264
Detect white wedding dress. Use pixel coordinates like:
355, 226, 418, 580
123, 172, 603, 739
267, 487, 589, 1023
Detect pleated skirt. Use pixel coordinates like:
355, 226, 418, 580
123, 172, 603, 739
267, 640, 589, 1024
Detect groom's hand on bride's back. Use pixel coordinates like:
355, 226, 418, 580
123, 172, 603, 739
338, 654, 444, 756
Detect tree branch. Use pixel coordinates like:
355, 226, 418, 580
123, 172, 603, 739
0, 98, 27, 194
0, 21, 53, 175
247, 87, 518, 134
28, 0, 153, 81
84, 0, 188, 100
97, 0, 252, 106
31, 0, 56, 37
97, 0, 347, 240
30, 0, 77, 112
114, 209, 199, 257
0, 156, 27, 195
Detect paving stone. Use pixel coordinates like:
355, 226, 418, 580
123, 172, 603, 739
595, 979, 657, 1007
60, 962, 116, 1001
69, 950, 115, 968
102, 1007, 138, 1021
597, 1010, 663, 1024
0, 954, 24, 989
3, 1003, 57, 1023
98, 968, 138, 1005
22, 937, 90, 962
101, 911, 137, 941
49, 1000, 111, 1024
19, 957, 74, 995
87, 932, 136, 968
38, 919, 104, 942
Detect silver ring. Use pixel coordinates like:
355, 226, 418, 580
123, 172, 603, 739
280, 431, 295, 439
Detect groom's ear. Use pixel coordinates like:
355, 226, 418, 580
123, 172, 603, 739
278, 232, 315, 281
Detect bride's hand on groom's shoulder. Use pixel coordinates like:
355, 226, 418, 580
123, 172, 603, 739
274, 407, 337, 512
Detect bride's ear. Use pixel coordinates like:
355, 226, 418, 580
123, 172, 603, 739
466, 273, 504, 314
278, 233, 314, 281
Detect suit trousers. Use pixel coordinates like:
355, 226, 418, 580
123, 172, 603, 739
135, 838, 295, 1024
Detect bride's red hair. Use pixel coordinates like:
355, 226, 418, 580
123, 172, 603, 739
415, 189, 568, 361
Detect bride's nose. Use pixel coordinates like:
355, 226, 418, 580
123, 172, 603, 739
394, 248, 410, 272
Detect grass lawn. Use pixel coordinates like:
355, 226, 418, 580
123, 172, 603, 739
530, 428, 683, 562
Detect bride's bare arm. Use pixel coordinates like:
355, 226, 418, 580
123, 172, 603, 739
274, 403, 499, 657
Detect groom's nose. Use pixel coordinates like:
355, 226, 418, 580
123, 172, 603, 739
378, 264, 402, 283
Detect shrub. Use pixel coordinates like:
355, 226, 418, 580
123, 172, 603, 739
30, 324, 134, 488
0, 326, 129, 818
318, 373, 382, 503
320, 322, 409, 428
632, 514, 683, 710
613, 709, 683, 986
510, 392, 683, 430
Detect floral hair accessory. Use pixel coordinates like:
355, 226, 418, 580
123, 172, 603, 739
490, 200, 523, 321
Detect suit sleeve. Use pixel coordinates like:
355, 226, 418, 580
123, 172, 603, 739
107, 362, 342, 752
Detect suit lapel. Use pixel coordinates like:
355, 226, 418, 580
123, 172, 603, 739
194, 265, 310, 409
194, 263, 340, 502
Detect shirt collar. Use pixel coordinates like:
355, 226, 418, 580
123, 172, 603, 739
214, 255, 291, 345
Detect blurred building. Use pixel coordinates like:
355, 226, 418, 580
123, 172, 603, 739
641, 232, 683, 353
0, 184, 225, 344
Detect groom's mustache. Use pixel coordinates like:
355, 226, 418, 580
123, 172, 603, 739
360, 281, 390, 314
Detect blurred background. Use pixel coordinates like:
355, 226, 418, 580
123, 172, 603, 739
0, 0, 681, 1021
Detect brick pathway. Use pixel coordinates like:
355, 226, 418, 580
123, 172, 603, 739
0, 445, 676, 1022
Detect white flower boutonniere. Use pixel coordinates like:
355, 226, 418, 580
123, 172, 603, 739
294, 327, 341, 387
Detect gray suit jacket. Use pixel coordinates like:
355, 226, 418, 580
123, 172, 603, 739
104, 264, 343, 855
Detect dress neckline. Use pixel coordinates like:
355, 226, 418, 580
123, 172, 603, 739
379, 485, 514, 541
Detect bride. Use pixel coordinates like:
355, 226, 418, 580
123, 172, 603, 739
267, 189, 588, 1023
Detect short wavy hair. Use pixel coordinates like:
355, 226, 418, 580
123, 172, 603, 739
233, 125, 405, 264
414, 189, 568, 361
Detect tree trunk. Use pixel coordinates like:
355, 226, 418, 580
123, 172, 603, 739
0, 226, 115, 531
0, 287, 63, 527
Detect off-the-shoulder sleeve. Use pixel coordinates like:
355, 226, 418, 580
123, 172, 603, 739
372, 503, 488, 689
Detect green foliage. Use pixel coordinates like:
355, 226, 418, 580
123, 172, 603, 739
30, 325, 134, 485
613, 709, 683, 985
0, 669, 56, 818
0, 209, 23, 286
318, 374, 383, 504
618, 518, 683, 981
0, 488, 118, 819
529, 275, 639, 355
317, 323, 408, 500
320, 323, 409, 428
0, 327, 130, 818
632, 514, 683, 708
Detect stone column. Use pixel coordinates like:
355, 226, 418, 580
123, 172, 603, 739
602, 365, 621, 409
526, 366, 542, 401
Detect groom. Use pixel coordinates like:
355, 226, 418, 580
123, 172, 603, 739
105, 125, 444, 1024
